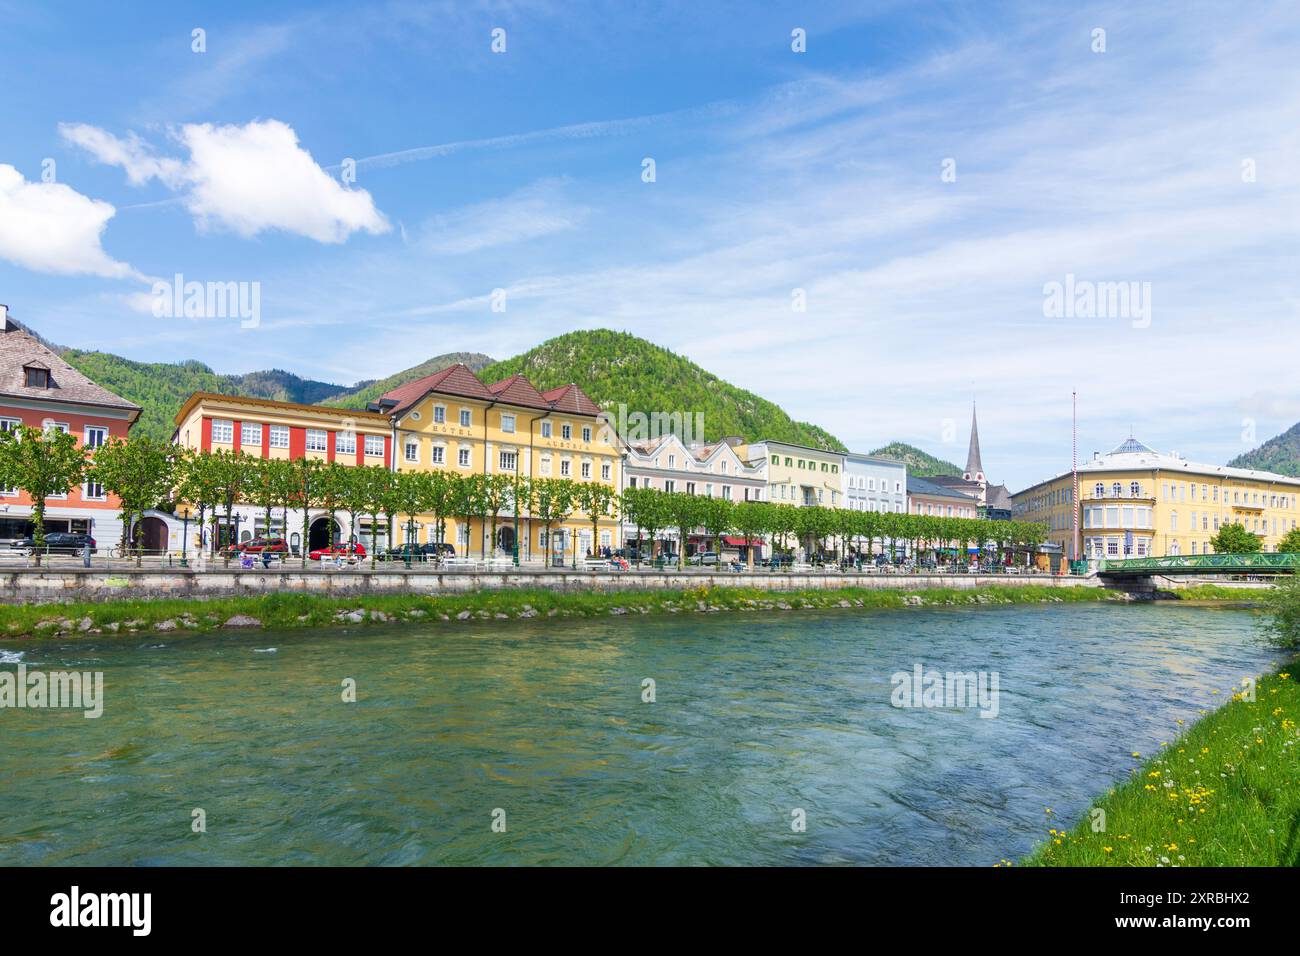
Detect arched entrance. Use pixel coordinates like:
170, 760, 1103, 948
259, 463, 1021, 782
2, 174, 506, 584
133, 516, 168, 554
497, 525, 516, 555
309, 516, 340, 552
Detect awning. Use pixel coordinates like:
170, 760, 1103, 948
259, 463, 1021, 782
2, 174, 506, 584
722, 536, 764, 547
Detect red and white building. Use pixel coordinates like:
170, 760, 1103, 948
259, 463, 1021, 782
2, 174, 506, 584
0, 306, 141, 546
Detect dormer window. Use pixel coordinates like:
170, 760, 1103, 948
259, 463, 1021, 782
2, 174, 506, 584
23, 363, 50, 388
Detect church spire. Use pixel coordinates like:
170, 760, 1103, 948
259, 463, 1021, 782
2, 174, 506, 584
964, 402, 984, 482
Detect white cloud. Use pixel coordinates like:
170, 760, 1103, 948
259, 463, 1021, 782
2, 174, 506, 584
63, 119, 390, 244
0, 164, 138, 278
418, 179, 585, 255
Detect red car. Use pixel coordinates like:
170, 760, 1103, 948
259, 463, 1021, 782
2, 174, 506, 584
308, 542, 367, 561
239, 537, 289, 554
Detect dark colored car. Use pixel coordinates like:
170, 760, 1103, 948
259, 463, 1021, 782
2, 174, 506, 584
380, 543, 455, 562
239, 537, 289, 554
12, 532, 97, 555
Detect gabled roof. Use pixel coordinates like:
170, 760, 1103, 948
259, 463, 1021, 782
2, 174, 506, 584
486, 373, 550, 410
380, 362, 495, 413
541, 383, 603, 417
0, 320, 140, 418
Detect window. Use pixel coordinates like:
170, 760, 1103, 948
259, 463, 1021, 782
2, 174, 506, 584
668, 454, 676, 468
84, 426, 108, 449
501, 413, 515, 434
664, 480, 675, 493
434, 405, 446, 424
601, 463, 611, 481
784, 457, 792, 467
431, 445, 445, 465
582, 426, 591, 442
581, 461, 591, 479
686, 481, 696, 495
241, 422, 261, 446
629, 476, 638, 488
722, 485, 731, 500
269, 425, 289, 448
335, 432, 356, 455
560, 459, 571, 477
541, 421, 552, 438
500, 450, 517, 472
770, 455, 779, 465
540, 454, 552, 476
1130, 481, 1140, 497
306, 429, 327, 453
1111, 482, 1122, 498
1094, 482, 1104, 498
82, 480, 105, 501
561, 424, 572, 440
460, 409, 471, 428
211, 419, 234, 443
405, 440, 420, 463
364, 435, 384, 457
24, 366, 50, 388
458, 447, 471, 467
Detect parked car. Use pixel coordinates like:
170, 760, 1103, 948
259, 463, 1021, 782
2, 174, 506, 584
12, 532, 97, 555
239, 537, 289, 554
308, 542, 367, 561
688, 551, 720, 565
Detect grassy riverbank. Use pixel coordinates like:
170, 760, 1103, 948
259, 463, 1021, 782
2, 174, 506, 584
1023, 664, 1300, 866
0, 583, 1143, 638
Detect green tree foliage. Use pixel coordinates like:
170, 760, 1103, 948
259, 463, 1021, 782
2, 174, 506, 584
91, 436, 177, 562
0, 425, 87, 564
1209, 522, 1262, 554
1259, 575, 1300, 650
1278, 526, 1300, 554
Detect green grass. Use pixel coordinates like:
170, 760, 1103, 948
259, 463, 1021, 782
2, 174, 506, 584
0, 584, 1130, 638
1022, 665, 1300, 866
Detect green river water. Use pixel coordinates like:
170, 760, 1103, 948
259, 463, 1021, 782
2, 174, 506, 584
0, 602, 1276, 865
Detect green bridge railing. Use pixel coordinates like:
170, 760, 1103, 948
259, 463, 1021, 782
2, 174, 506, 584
1098, 552, 1300, 575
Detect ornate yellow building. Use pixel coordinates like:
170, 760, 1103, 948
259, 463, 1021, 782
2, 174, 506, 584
377, 364, 621, 562
1012, 437, 1300, 560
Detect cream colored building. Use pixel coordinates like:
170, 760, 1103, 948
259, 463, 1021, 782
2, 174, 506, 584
737, 440, 844, 508
1012, 437, 1300, 560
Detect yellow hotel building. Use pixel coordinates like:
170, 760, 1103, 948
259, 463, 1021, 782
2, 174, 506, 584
736, 440, 844, 508
376, 364, 622, 562
1012, 437, 1300, 561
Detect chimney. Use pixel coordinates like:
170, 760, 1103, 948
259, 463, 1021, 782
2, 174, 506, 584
0, 304, 8, 330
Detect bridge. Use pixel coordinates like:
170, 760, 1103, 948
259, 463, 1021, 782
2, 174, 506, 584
1098, 552, 1300, 578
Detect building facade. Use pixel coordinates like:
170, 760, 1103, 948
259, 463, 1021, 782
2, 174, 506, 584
0, 307, 141, 547
622, 434, 766, 558
737, 440, 845, 509
1011, 437, 1300, 560
380, 365, 621, 563
907, 475, 979, 519
173, 392, 393, 552
842, 453, 907, 515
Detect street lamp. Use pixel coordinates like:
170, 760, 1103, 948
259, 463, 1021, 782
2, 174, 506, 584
179, 504, 191, 568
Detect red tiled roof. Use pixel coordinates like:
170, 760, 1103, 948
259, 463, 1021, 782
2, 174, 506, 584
540, 383, 603, 417
486, 373, 550, 409
380, 363, 495, 412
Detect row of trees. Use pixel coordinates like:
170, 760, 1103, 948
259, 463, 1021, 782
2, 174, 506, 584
0, 428, 1048, 570
621, 486, 1048, 569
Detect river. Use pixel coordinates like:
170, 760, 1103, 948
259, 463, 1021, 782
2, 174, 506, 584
0, 602, 1276, 865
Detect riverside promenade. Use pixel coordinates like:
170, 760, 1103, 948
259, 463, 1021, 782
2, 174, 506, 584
0, 565, 1101, 605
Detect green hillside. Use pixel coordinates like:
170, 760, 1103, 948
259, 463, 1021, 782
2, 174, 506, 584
320, 352, 495, 409
60, 350, 355, 444
869, 441, 962, 477
479, 329, 845, 450
1229, 422, 1300, 477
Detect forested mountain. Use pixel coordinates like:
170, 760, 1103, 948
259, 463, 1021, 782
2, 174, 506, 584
60, 350, 357, 443
318, 352, 495, 409
479, 329, 846, 450
868, 441, 963, 477
1229, 421, 1300, 477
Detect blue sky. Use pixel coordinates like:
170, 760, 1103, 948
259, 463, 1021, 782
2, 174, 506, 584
2, 0, 1299, 490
